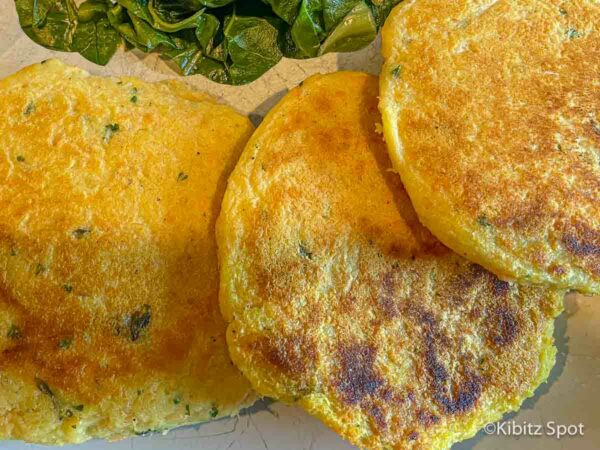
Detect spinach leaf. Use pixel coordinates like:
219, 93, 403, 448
78, 0, 108, 22
322, 0, 359, 31
14, 0, 403, 85
15, 0, 78, 51
319, 0, 376, 55
291, 0, 325, 58
263, 0, 300, 24
74, 5, 121, 65
224, 10, 283, 84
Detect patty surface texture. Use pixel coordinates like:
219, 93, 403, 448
217, 72, 564, 450
380, 0, 600, 293
0, 60, 256, 444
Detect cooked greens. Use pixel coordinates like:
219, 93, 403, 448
14, 0, 401, 84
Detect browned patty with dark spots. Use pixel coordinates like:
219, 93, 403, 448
219, 72, 564, 450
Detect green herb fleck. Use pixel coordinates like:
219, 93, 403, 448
299, 242, 313, 260
7, 324, 22, 340
64, 284, 73, 293
556, 143, 563, 152
35, 378, 54, 397
185, 404, 191, 416
177, 172, 189, 182
128, 304, 151, 342
391, 65, 402, 79
566, 28, 581, 39
74, 404, 84, 411
72, 228, 91, 239
477, 216, 492, 227
135, 430, 154, 437
16, 155, 25, 162
209, 406, 219, 418
137, 389, 142, 396
130, 87, 138, 104
59, 338, 72, 349
103, 124, 120, 143
24, 102, 35, 116
559, 7, 568, 16
35, 263, 46, 275
173, 396, 181, 405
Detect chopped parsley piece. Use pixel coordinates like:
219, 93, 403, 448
391, 65, 402, 78
298, 242, 313, 260
35, 378, 54, 397
59, 338, 72, 349
173, 396, 181, 405
64, 284, 73, 293
130, 87, 138, 103
209, 406, 219, 418
566, 28, 581, 39
7, 324, 22, 340
16, 155, 25, 162
73, 404, 84, 411
103, 123, 120, 143
24, 102, 35, 116
35, 263, 46, 275
177, 172, 189, 182
128, 304, 151, 342
72, 228, 91, 239
477, 216, 492, 227
185, 404, 191, 416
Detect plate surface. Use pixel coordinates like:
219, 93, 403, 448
1, 4, 598, 449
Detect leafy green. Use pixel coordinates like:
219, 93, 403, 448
319, 1, 376, 55
14, 0, 402, 85
73, 10, 121, 65
224, 11, 283, 84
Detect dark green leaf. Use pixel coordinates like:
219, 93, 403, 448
224, 11, 283, 84
290, 0, 325, 58
73, 16, 121, 65
322, 0, 359, 31
77, 0, 108, 23
128, 304, 151, 342
319, 1, 376, 55
7, 325, 22, 340
263, 0, 300, 24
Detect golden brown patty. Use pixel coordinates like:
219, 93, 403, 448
0, 60, 255, 444
379, 0, 600, 294
217, 72, 564, 449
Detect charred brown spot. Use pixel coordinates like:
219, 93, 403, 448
492, 278, 511, 297
562, 223, 600, 257
424, 334, 482, 415
368, 403, 387, 430
487, 306, 520, 348
417, 409, 440, 427
378, 272, 399, 319
254, 334, 316, 377
335, 343, 383, 404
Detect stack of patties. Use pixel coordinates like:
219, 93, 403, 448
217, 0, 598, 449
0, 60, 255, 444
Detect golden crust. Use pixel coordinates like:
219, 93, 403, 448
217, 72, 564, 449
379, 0, 600, 294
0, 60, 256, 444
